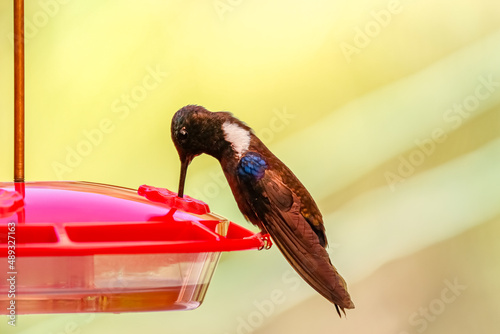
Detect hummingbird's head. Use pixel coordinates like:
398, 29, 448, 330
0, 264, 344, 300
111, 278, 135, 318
171, 105, 252, 197
172, 105, 216, 161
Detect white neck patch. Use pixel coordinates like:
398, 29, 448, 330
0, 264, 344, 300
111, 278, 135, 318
222, 121, 250, 158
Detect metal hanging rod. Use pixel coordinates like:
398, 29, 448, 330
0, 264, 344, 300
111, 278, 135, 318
14, 0, 25, 182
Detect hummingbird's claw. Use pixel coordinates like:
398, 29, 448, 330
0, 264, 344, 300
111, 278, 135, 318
256, 232, 273, 250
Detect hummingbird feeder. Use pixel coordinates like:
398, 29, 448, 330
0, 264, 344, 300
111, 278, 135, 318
0, 0, 265, 314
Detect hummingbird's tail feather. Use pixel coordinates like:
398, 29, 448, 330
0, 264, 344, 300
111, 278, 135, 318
263, 199, 355, 315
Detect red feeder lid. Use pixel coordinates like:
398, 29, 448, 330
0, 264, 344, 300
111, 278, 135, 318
0, 181, 264, 256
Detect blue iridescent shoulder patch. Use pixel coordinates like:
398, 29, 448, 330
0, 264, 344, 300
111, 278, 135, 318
237, 152, 268, 180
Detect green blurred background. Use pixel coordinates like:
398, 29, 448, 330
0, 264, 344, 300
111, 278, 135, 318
1, 0, 500, 333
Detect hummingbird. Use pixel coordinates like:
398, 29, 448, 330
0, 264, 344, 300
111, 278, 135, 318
171, 105, 354, 316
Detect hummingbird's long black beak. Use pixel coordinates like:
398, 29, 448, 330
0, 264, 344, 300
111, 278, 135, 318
177, 154, 192, 198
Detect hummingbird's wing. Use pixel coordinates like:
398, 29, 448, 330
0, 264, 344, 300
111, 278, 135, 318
251, 170, 355, 316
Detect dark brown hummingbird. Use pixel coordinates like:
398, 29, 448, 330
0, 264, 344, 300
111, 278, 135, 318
171, 105, 354, 316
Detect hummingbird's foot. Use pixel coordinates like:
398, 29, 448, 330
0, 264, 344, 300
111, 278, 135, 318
256, 232, 273, 250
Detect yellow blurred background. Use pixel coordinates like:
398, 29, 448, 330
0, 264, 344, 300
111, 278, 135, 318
1, 0, 500, 333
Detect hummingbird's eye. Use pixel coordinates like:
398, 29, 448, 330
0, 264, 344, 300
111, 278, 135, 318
178, 127, 188, 141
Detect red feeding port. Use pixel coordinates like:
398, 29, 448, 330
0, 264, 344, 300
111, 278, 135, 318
0, 189, 24, 218
138, 184, 210, 216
